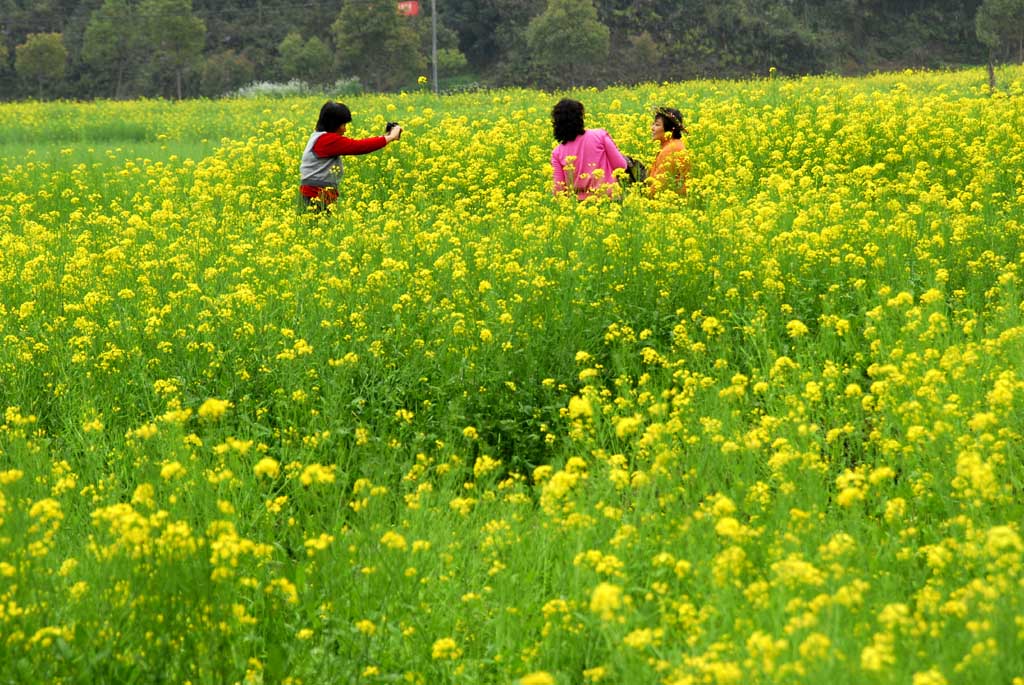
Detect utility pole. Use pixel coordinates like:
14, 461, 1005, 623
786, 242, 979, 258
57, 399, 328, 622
431, 0, 438, 93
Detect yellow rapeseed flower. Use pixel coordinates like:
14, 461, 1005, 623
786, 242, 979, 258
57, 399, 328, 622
253, 458, 280, 479
431, 637, 461, 660
198, 397, 232, 420
786, 319, 809, 338
589, 582, 623, 622
380, 530, 408, 551
160, 461, 186, 481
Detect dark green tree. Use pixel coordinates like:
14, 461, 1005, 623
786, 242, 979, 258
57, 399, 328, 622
1, 0, 66, 35
443, 0, 544, 72
407, 8, 469, 84
139, 0, 206, 99
525, 0, 610, 84
200, 49, 254, 96
976, 0, 1024, 89
976, 0, 1024, 60
15, 32, 67, 98
332, 0, 425, 91
278, 32, 334, 85
191, 0, 330, 80
619, 31, 661, 80
436, 47, 469, 75
82, 0, 143, 99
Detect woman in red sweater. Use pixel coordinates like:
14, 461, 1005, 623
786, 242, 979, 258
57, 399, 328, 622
299, 101, 402, 211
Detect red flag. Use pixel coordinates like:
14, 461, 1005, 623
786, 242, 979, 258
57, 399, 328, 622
397, 0, 419, 16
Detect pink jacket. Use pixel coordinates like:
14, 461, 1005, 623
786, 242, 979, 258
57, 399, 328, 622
551, 128, 628, 200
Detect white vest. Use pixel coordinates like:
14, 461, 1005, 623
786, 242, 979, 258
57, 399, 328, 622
299, 131, 343, 188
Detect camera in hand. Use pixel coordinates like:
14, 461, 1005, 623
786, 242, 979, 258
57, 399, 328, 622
385, 121, 399, 133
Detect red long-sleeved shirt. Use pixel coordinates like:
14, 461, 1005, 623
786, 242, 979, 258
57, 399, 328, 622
299, 132, 387, 200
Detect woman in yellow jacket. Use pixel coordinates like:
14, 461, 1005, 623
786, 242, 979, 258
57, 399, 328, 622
648, 107, 689, 196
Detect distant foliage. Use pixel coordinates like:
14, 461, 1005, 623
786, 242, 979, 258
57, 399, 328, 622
0, 0, 1002, 99
14, 33, 67, 98
139, 0, 206, 99
526, 0, 610, 85
277, 33, 334, 86
332, 0, 425, 91
976, 0, 1024, 62
435, 47, 470, 75
200, 50, 256, 98
81, 0, 143, 99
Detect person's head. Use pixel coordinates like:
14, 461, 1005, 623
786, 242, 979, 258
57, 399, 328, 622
316, 101, 353, 133
652, 107, 686, 141
552, 98, 586, 144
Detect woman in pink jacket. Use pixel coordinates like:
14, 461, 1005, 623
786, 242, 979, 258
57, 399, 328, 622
550, 98, 628, 200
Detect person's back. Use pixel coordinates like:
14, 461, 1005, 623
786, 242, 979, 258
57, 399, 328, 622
300, 131, 342, 191
552, 128, 627, 200
549, 98, 627, 201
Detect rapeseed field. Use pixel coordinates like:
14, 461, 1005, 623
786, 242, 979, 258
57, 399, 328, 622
1, 67, 1024, 684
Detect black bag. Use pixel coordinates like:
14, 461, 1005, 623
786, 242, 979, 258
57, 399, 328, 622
624, 155, 648, 184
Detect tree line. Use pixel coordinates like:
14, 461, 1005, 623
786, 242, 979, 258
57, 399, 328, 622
1, 0, 1022, 101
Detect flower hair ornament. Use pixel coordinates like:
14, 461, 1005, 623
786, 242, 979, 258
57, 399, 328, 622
654, 107, 688, 135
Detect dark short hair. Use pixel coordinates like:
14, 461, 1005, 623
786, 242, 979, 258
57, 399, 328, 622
655, 107, 686, 138
552, 98, 585, 144
316, 101, 353, 132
